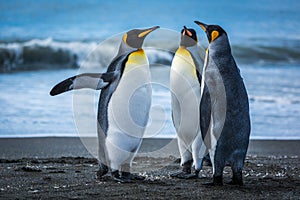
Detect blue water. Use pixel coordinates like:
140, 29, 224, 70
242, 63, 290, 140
1, 0, 299, 41
0, 0, 300, 139
1, 65, 300, 139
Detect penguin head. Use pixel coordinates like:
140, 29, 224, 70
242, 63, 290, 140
180, 26, 197, 47
194, 21, 227, 44
122, 26, 160, 49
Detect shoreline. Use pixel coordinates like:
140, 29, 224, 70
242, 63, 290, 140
0, 137, 299, 159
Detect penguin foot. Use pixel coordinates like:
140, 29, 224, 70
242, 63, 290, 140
170, 160, 198, 179
112, 176, 133, 183
227, 171, 243, 186
111, 171, 132, 183
180, 173, 198, 179
228, 175, 243, 186
203, 176, 223, 186
122, 172, 145, 181
96, 164, 109, 179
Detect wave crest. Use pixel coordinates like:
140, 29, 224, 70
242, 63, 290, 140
0, 38, 174, 73
1, 38, 300, 73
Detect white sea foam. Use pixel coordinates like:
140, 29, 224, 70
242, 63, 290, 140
1, 64, 300, 139
0, 38, 176, 72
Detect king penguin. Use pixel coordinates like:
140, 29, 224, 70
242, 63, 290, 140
194, 21, 251, 185
170, 26, 206, 179
50, 26, 159, 183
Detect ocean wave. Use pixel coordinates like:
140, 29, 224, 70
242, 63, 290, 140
0, 38, 174, 73
0, 38, 300, 73
0, 38, 96, 72
232, 44, 300, 66
249, 95, 300, 105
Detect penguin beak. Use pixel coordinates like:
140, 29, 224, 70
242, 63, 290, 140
138, 26, 160, 38
194, 21, 208, 32
183, 26, 192, 37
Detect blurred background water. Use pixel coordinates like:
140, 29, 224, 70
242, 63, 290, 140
0, 0, 300, 139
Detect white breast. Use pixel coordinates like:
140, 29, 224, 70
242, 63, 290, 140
170, 47, 201, 144
107, 50, 152, 142
201, 50, 227, 173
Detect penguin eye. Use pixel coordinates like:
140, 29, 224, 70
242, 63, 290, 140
211, 30, 219, 42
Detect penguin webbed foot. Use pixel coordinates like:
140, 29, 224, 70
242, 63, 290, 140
111, 171, 133, 183
170, 168, 200, 179
203, 175, 223, 186
112, 176, 133, 183
170, 171, 192, 179
96, 164, 109, 179
121, 171, 145, 181
111, 171, 145, 183
227, 172, 243, 186
170, 160, 199, 179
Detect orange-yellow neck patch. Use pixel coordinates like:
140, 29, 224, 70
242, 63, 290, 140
211, 30, 219, 43
124, 49, 148, 72
173, 47, 197, 78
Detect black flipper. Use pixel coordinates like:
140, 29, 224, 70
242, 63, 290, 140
50, 71, 118, 96
200, 83, 211, 141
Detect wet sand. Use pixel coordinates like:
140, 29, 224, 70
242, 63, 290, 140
0, 138, 299, 199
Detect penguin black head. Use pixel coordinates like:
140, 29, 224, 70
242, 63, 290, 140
180, 26, 197, 47
194, 21, 227, 43
122, 26, 160, 49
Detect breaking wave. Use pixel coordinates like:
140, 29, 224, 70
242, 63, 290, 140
1, 38, 300, 73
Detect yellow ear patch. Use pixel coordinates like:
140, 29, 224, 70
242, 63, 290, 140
211, 30, 219, 42
122, 33, 128, 43
138, 29, 153, 38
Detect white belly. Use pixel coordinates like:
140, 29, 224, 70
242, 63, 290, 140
201, 52, 227, 173
107, 51, 151, 151
170, 47, 201, 145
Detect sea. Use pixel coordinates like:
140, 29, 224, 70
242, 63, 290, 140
0, 0, 300, 139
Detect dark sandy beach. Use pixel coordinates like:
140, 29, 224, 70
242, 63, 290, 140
0, 138, 299, 199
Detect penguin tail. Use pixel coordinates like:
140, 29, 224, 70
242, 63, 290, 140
50, 71, 118, 96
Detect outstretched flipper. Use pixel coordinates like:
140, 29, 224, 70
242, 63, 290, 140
50, 72, 118, 96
